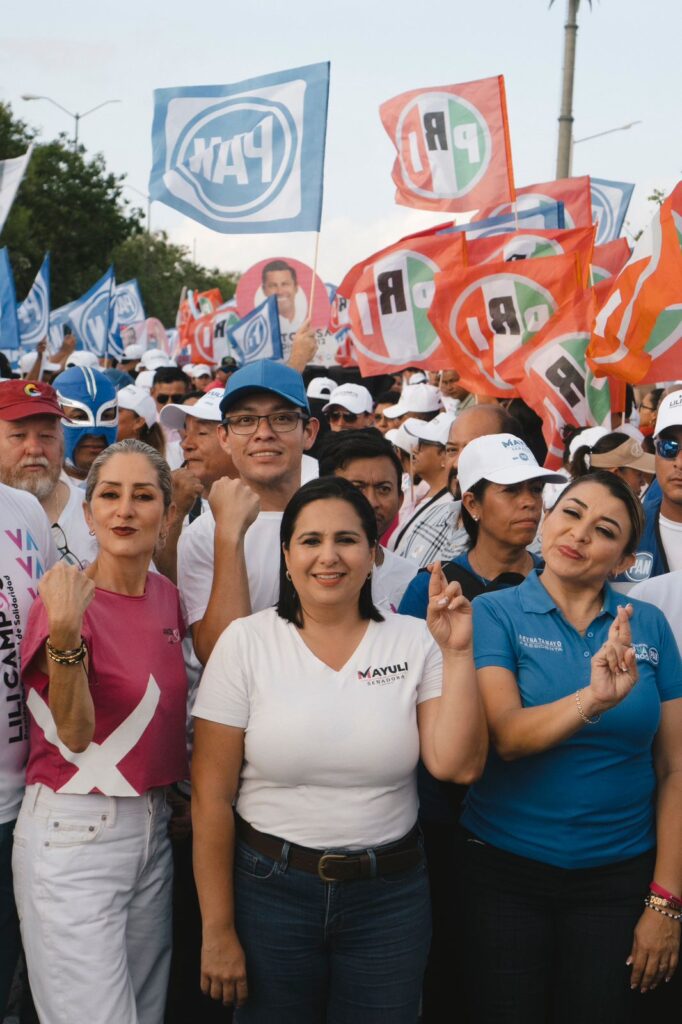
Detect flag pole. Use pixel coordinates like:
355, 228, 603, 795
308, 231, 321, 312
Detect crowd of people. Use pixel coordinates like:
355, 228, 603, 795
0, 332, 681, 1024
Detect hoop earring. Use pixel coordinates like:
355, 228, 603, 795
285, 570, 292, 581
367, 571, 372, 580
88, 529, 95, 536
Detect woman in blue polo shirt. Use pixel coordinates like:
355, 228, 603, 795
462, 470, 682, 1023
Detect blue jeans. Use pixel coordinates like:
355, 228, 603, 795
233, 836, 431, 1023
0, 818, 20, 1016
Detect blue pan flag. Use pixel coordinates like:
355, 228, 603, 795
439, 202, 566, 239
227, 295, 283, 363
591, 178, 634, 245
150, 62, 329, 234
17, 253, 50, 347
0, 248, 20, 350
67, 267, 115, 357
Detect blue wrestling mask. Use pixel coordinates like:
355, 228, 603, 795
53, 366, 118, 467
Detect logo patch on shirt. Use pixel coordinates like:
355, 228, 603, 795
625, 552, 654, 583
633, 643, 659, 665
163, 628, 181, 644
518, 634, 563, 653
357, 662, 408, 686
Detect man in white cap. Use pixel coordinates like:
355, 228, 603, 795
387, 413, 457, 567
618, 391, 682, 585
323, 383, 375, 432
118, 343, 145, 376
383, 383, 442, 427
64, 351, 100, 370
183, 364, 213, 390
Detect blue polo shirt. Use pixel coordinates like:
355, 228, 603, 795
461, 570, 682, 869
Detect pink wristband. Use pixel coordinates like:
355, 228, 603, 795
650, 882, 682, 906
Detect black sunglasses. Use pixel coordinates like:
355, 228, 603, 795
156, 393, 186, 405
328, 409, 358, 424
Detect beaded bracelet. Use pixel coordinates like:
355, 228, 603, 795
644, 896, 682, 922
46, 638, 87, 666
648, 894, 682, 913
575, 689, 600, 725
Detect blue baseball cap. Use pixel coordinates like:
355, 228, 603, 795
219, 360, 309, 417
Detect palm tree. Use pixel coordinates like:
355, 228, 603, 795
551, 0, 592, 178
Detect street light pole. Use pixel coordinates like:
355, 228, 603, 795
21, 94, 120, 150
556, 0, 581, 180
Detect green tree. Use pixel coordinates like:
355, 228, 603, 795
112, 232, 238, 325
0, 102, 143, 306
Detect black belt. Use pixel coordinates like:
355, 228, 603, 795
235, 815, 422, 883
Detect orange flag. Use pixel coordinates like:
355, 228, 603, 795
587, 182, 682, 383
338, 233, 467, 376
498, 289, 611, 468
466, 225, 595, 285
590, 238, 631, 284
474, 175, 593, 229
379, 76, 515, 213
427, 253, 582, 398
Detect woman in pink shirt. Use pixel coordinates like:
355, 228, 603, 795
13, 439, 188, 1024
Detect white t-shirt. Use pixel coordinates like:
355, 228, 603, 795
659, 515, 682, 573
53, 476, 98, 568
178, 510, 282, 626
630, 570, 682, 652
193, 607, 442, 848
0, 484, 57, 822
166, 439, 185, 470
372, 547, 418, 613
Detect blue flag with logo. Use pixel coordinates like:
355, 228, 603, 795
149, 62, 330, 234
0, 248, 20, 350
227, 296, 282, 363
435, 202, 565, 239
68, 267, 114, 357
591, 178, 634, 245
17, 252, 50, 347
108, 278, 146, 357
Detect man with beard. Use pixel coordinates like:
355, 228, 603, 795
0, 380, 97, 567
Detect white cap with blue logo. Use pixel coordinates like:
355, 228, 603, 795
457, 433, 566, 495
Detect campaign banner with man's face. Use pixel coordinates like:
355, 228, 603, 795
236, 256, 330, 361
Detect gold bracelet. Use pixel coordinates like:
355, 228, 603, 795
644, 896, 682, 922
575, 688, 600, 725
46, 638, 87, 666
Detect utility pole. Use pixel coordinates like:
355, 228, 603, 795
556, 0, 580, 179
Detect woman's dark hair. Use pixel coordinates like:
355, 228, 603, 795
461, 479, 492, 546
277, 477, 384, 627
546, 470, 644, 555
139, 421, 167, 457
569, 431, 630, 478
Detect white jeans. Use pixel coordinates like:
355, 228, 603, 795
12, 784, 173, 1024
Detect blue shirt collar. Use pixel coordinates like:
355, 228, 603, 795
518, 569, 619, 619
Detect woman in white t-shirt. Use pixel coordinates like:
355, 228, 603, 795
192, 476, 487, 1023
13, 439, 189, 1024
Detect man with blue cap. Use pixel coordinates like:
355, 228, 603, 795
53, 366, 118, 482
178, 361, 319, 665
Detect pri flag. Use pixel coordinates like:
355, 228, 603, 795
17, 252, 50, 347
498, 290, 611, 468
150, 63, 329, 234
401, 203, 566, 244
226, 295, 283, 364
475, 175, 593, 229
590, 238, 631, 284
0, 248, 20, 350
591, 178, 634, 245
339, 233, 467, 376
466, 226, 595, 285
68, 267, 115, 357
428, 253, 581, 397
588, 182, 682, 383
380, 76, 515, 212
0, 146, 32, 235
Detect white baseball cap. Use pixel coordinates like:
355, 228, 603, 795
65, 351, 99, 369
135, 369, 156, 392
184, 363, 213, 379
18, 352, 61, 375
386, 422, 419, 455
137, 349, 175, 371
306, 376, 337, 401
159, 387, 226, 430
654, 391, 682, 437
117, 385, 158, 429
404, 411, 455, 447
383, 384, 442, 419
408, 371, 428, 385
457, 433, 566, 495
121, 343, 144, 361
567, 426, 609, 460
322, 384, 374, 414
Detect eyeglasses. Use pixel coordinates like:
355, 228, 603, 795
156, 393, 186, 405
222, 411, 307, 435
327, 410, 358, 424
655, 437, 681, 460
51, 524, 86, 569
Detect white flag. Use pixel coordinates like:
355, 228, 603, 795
0, 145, 33, 234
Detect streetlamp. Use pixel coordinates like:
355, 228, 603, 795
570, 121, 643, 174
20, 94, 120, 150
123, 184, 152, 234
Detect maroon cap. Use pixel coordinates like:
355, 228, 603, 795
0, 380, 64, 421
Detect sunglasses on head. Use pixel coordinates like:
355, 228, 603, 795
655, 437, 681, 460
328, 409, 358, 424
156, 393, 185, 405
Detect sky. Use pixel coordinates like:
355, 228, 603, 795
2, 0, 680, 286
